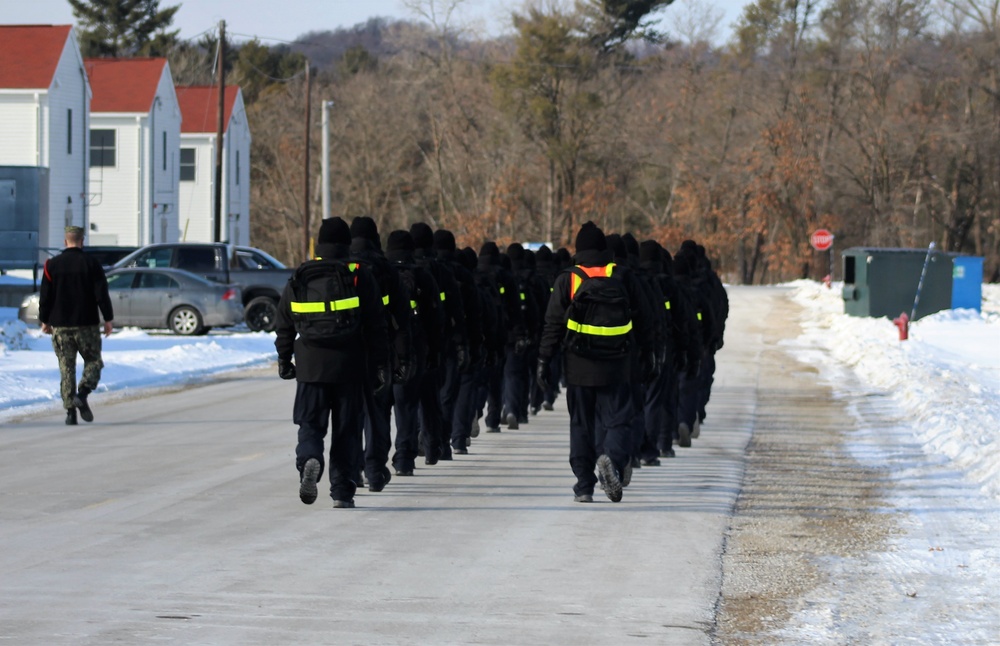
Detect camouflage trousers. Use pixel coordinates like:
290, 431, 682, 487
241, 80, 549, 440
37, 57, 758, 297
51, 326, 104, 410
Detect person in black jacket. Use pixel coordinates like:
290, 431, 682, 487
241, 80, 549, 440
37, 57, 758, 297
274, 217, 389, 509
384, 230, 446, 476
505, 243, 543, 427
349, 216, 414, 492
38, 225, 115, 425
536, 221, 654, 503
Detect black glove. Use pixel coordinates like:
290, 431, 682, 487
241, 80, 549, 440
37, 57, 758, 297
374, 364, 390, 394
393, 358, 415, 384
278, 358, 296, 380
455, 342, 470, 372
536, 357, 551, 392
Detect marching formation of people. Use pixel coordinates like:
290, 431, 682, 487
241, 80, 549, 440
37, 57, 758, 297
274, 218, 728, 508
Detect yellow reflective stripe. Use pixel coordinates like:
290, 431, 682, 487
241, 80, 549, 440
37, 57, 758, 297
550, 287, 553, 292
331, 297, 360, 311
519, 292, 526, 301
382, 294, 390, 306
606, 263, 615, 277
566, 319, 633, 336
348, 263, 359, 272
439, 292, 447, 302
697, 311, 703, 321
500, 286, 506, 294
410, 300, 417, 309
291, 301, 325, 314
664, 301, 671, 310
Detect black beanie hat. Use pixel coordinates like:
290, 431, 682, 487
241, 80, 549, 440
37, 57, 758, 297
318, 217, 351, 245
535, 245, 553, 262
410, 222, 434, 250
639, 239, 662, 264
480, 241, 500, 258
506, 242, 526, 263
458, 247, 477, 271
350, 216, 380, 246
386, 230, 415, 253
575, 221, 607, 252
606, 233, 627, 260
622, 233, 640, 258
555, 247, 572, 267
433, 229, 457, 253
674, 253, 692, 276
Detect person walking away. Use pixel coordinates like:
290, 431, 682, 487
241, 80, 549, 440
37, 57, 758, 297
536, 221, 653, 503
274, 217, 389, 509
38, 225, 114, 425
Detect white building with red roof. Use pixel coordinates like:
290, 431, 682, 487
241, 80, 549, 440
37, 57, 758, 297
175, 86, 251, 246
85, 57, 181, 246
0, 25, 91, 260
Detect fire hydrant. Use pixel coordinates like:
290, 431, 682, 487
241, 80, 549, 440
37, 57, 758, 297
823, 274, 832, 289
893, 312, 909, 341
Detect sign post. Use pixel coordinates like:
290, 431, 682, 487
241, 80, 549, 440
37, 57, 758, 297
810, 228, 835, 284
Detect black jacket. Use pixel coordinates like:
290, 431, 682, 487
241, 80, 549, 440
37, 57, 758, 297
350, 238, 416, 373
274, 242, 388, 384
538, 249, 652, 387
386, 247, 446, 372
39, 247, 114, 327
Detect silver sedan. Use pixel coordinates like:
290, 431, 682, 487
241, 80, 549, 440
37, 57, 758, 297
19, 267, 244, 336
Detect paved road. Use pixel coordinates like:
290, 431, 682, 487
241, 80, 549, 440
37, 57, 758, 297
0, 286, 781, 645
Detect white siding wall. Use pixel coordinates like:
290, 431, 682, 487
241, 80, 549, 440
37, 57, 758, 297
88, 115, 141, 246
177, 134, 214, 242
0, 94, 39, 165
225, 92, 251, 247
151, 68, 180, 244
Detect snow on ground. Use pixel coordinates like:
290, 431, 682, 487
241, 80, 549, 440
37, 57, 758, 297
781, 281, 1000, 644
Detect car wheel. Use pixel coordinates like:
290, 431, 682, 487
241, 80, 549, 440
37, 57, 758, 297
169, 306, 203, 336
245, 296, 279, 332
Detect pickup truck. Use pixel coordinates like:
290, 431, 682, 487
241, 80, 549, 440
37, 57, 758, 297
112, 243, 294, 332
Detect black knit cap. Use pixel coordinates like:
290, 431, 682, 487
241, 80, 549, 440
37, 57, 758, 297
639, 239, 662, 264
606, 233, 627, 260
622, 233, 640, 258
506, 242, 526, 263
350, 216, 380, 247
410, 222, 434, 250
574, 221, 607, 252
386, 229, 415, 252
458, 247, 477, 271
555, 247, 572, 267
674, 253, 692, 276
480, 241, 500, 258
318, 217, 351, 245
535, 245, 553, 262
433, 229, 457, 253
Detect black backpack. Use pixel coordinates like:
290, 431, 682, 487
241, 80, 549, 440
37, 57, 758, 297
288, 259, 362, 348
563, 264, 633, 360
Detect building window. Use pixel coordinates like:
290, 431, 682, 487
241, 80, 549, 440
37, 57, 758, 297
162, 131, 167, 171
67, 109, 72, 155
180, 148, 196, 181
236, 150, 240, 185
90, 129, 116, 167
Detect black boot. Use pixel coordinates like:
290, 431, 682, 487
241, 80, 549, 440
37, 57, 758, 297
73, 387, 94, 423
65, 408, 78, 425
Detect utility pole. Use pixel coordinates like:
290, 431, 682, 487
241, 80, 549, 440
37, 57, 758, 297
302, 60, 312, 262
213, 20, 225, 244
321, 100, 333, 221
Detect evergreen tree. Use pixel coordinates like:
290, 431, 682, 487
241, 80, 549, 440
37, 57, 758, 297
68, 0, 180, 57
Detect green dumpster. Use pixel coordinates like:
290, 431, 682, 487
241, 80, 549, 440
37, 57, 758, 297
841, 247, 953, 320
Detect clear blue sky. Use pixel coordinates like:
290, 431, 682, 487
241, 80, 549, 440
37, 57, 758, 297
3, 0, 747, 45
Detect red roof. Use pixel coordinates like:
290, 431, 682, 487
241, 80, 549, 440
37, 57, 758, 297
176, 86, 239, 134
0, 25, 73, 89
86, 58, 166, 113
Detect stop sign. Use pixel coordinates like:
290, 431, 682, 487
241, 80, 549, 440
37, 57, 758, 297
810, 229, 834, 251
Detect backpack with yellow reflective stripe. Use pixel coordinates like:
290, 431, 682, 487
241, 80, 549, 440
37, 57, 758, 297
288, 258, 363, 348
563, 264, 633, 360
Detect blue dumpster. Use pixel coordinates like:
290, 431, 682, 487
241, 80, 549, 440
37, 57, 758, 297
951, 256, 983, 312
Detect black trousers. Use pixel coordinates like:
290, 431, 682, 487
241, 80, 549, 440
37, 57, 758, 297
659, 366, 680, 453
392, 377, 421, 472
438, 355, 461, 457
417, 366, 445, 461
451, 363, 483, 450
293, 380, 363, 502
643, 364, 672, 460
361, 379, 393, 484
483, 357, 505, 428
503, 347, 528, 421
566, 382, 633, 496
698, 352, 717, 423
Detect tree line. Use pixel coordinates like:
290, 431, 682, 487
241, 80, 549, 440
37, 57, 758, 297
70, 0, 1000, 283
